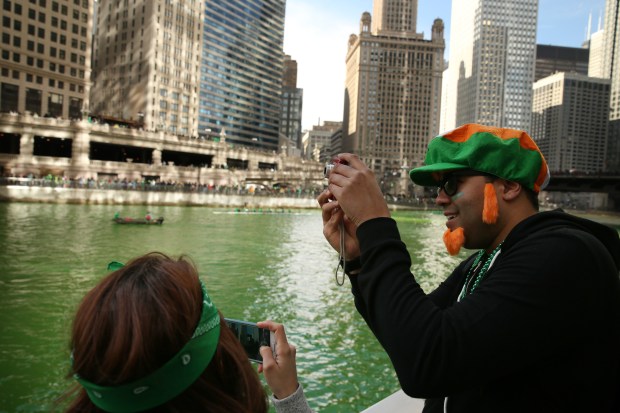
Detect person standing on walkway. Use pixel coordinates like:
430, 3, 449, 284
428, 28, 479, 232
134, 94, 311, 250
318, 123, 620, 412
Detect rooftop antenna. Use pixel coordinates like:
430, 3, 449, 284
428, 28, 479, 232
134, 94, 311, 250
586, 12, 592, 40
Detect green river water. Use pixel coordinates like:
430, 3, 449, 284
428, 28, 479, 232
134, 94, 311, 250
0, 202, 617, 412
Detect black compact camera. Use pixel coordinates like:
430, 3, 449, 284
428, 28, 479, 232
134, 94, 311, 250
224, 318, 275, 364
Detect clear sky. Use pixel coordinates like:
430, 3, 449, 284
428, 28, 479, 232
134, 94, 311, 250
283, 0, 608, 131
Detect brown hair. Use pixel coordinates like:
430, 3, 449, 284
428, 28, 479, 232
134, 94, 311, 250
63, 252, 268, 413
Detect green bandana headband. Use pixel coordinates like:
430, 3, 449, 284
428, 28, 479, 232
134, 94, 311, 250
74, 262, 221, 413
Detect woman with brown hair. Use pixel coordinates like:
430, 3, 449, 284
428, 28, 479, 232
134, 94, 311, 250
65, 252, 313, 413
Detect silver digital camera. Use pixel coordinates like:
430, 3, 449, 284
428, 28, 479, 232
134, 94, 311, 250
324, 159, 347, 178
324, 162, 336, 178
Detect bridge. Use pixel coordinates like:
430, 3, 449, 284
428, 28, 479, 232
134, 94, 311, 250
545, 174, 620, 193
544, 173, 620, 211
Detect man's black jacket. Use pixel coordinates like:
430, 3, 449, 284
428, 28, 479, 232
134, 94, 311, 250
351, 210, 620, 413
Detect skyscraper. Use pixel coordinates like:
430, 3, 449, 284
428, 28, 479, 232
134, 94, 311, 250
199, 0, 286, 151
532, 72, 610, 173
90, 0, 203, 136
534, 45, 589, 82
601, 0, 620, 171
440, 0, 538, 132
588, 29, 606, 78
280, 55, 303, 153
343, 0, 445, 195
0, 0, 93, 118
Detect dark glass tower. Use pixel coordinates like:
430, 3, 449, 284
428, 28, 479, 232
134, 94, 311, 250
199, 0, 286, 151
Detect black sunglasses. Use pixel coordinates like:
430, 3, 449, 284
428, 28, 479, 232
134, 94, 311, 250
437, 170, 494, 196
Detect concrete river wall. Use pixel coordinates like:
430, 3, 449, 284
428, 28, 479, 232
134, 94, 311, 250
0, 185, 319, 209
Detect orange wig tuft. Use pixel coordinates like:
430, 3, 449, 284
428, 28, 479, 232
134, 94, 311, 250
443, 227, 465, 256
482, 182, 498, 224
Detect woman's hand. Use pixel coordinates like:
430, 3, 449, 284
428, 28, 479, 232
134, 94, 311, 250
257, 320, 299, 400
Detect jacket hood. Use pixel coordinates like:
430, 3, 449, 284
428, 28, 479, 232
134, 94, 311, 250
504, 209, 620, 271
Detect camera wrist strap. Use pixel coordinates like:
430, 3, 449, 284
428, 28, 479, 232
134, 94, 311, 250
334, 220, 346, 286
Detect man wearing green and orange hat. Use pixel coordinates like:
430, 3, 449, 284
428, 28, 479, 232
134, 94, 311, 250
318, 123, 620, 413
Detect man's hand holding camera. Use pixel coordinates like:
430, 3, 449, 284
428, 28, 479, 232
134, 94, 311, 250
318, 153, 391, 262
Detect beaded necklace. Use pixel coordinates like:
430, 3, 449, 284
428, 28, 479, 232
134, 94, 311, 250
459, 242, 503, 301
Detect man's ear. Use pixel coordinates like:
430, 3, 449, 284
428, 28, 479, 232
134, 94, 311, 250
500, 180, 521, 201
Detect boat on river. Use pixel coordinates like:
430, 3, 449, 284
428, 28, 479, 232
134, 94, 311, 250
112, 216, 164, 225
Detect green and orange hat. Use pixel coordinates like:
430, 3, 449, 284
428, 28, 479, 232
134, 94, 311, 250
409, 123, 550, 193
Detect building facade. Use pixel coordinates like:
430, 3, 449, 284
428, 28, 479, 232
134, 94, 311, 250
0, 0, 93, 119
301, 121, 341, 162
535, 45, 589, 82
90, 0, 202, 137
532, 72, 610, 173
601, 0, 620, 172
588, 29, 606, 78
280, 55, 303, 152
440, 0, 538, 132
199, 0, 286, 151
342, 0, 445, 196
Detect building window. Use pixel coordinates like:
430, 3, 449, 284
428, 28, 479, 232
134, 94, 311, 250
25, 88, 42, 115
0, 82, 19, 112
47, 92, 63, 117
69, 97, 82, 118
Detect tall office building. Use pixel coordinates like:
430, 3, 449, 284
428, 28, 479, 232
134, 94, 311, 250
588, 29, 606, 78
0, 0, 93, 118
601, 0, 620, 171
440, 0, 538, 132
535, 45, 589, 82
280, 55, 303, 152
199, 0, 286, 151
343, 0, 445, 195
90, 0, 202, 136
532, 72, 610, 173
